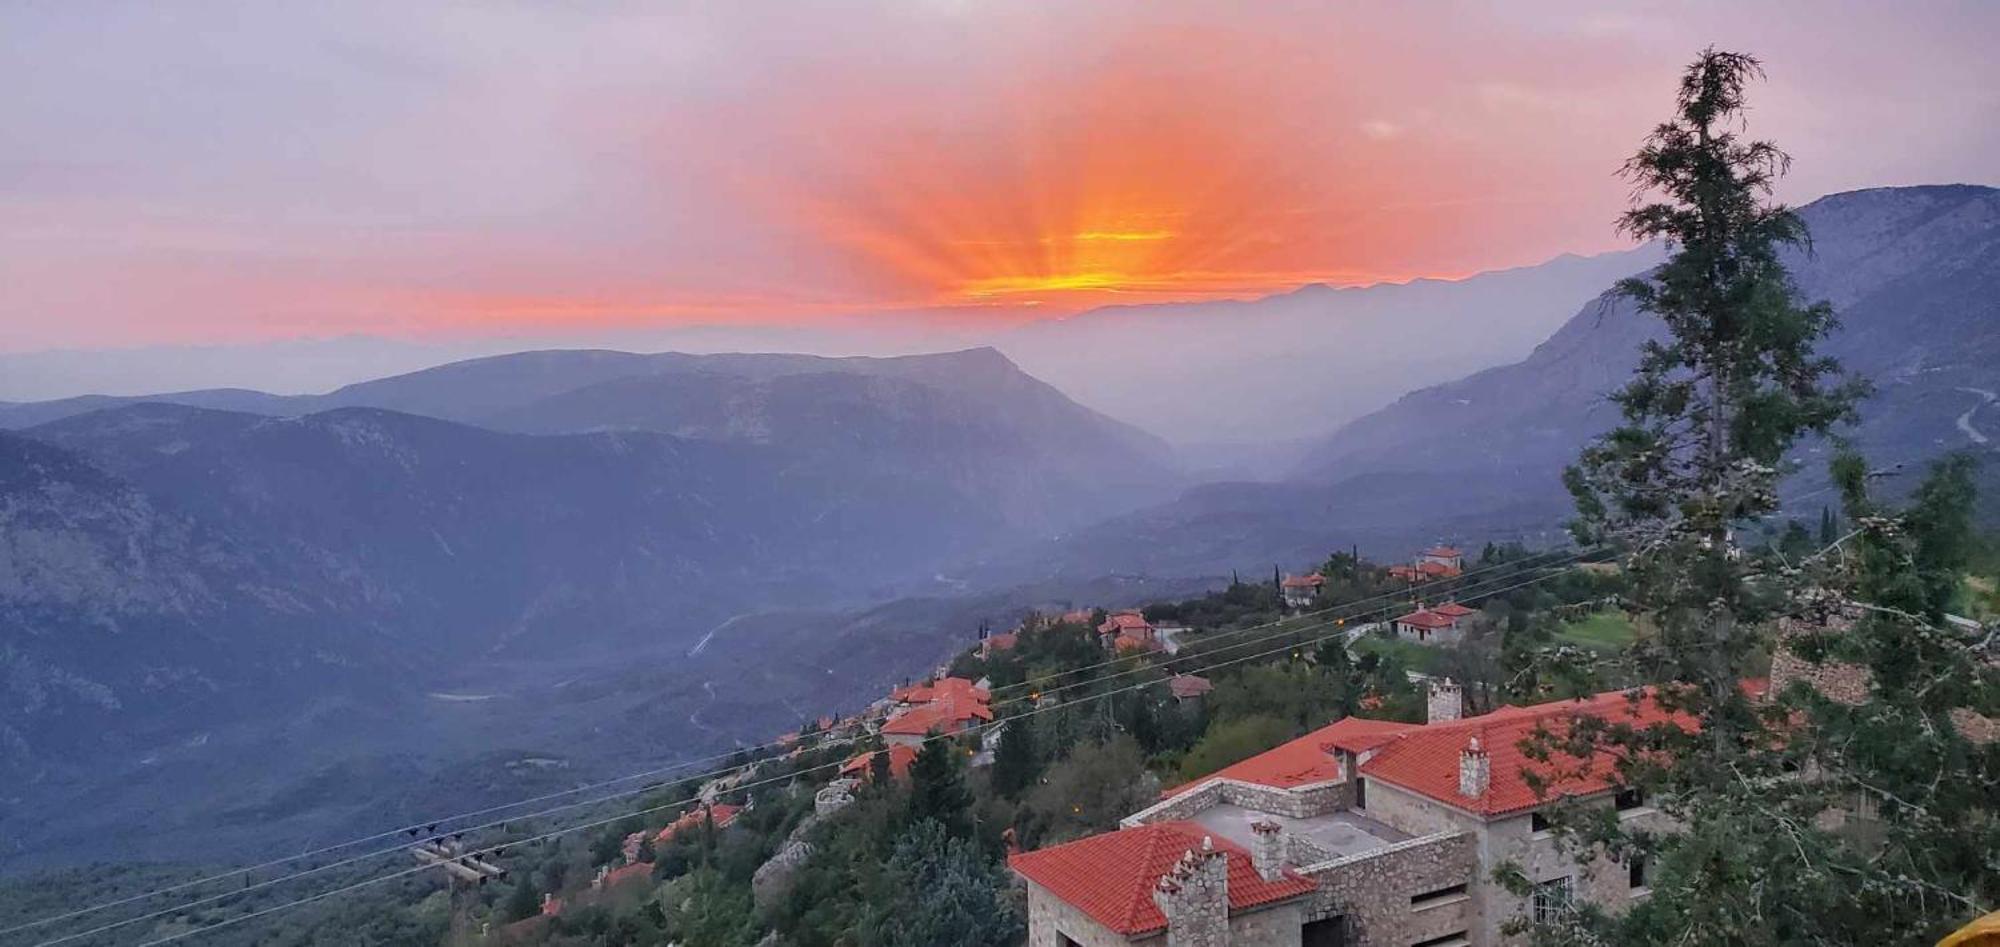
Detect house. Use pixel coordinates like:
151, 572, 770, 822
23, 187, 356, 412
1393, 606, 1468, 644
1059, 609, 1097, 627
981, 631, 1019, 658
1281, 573, 1326, 609
1169, 673, 1215, 704
655, 802, 742, 846
1098, 611, 1159, 652
1390, 559, 1463, 582
840, 744, 918, 781
1014, 683, 1680, 946
881, 677, 995, 747
1421, 546, 1465, 571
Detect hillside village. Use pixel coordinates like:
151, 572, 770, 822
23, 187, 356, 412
377, 546, 1618, 944
383, 523, 1993, 947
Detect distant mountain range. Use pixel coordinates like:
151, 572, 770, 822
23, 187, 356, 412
997, 243, 1664, 454
3, 183, 1992, 871
0, 348, 1176, 866
1006, 185, 2000, 581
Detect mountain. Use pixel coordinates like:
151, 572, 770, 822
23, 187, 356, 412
1009, 185, 2000, 582
0, 349, 1176, 866
996, 244, 1664, 452
1295, 185, 2000, 497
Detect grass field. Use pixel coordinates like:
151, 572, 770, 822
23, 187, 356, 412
1555, 610, 1639, 651
1351, 633, 1445, 672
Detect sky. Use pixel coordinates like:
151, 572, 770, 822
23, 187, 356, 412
3, 1, 1997, 354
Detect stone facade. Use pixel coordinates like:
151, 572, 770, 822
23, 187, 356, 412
1299, 831, 1479, 947
1023, 878, 1164, 947
1154, 842, 1230, 947
1358, 778, 1664, 945
1124, 778, 1355, 828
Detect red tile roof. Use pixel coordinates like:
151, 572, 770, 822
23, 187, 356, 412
892, 676, 991, 705
983, 632, 1018, 652
881, 695, 993, 736
656, 803, 741, 844
1423, 546, 1463, 558
1395, 609, 1457, 630
1164, 716, 1420, 798
1280, 574, 1325, 589
1418, 560, 1462, 577
1430, 601, 1476, 618
1009, 821, 1316, 936
1168, 674, 1214, 699
1359, 688, 1686, 816
1059, 609, 1095, 626
600, 861, 652, 890
841, 744, 918, 780
1098, 612, 1153, 636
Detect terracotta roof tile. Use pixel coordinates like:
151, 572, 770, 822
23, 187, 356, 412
1009, 821, 1315, 936
1360, 688, 1686, 816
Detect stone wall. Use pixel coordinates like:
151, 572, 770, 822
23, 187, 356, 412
1300, 831, 1478, 947
1023, 879, 1164, 947
1476, 803, 1667, 945
1124, 778, 1354, 828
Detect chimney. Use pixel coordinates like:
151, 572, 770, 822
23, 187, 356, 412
1249, 820, 1288, 880
1427, 677, 1464, 723
1459, 735, 1490, 798
1152, 837, 1229, 947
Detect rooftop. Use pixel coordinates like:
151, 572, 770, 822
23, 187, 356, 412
1009, 821, 1316, 936
1189, 803, 1408, 862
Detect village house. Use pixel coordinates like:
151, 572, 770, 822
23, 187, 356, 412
881, 676, 994, 747
1282, 573, 1326, 609
1099, 611, 1160, 652
1392, 601, 1476, 645
1420, 546, 1465, 571
839, 744, 918, 782
1012, 681, 1676, 946
1169, 673, 1215, 705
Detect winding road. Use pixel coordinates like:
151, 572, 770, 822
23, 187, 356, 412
1957, 387, 1997, 445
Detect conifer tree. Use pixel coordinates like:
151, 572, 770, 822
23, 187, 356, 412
1520, 48, 1995, 947
989, 716, 1040, 800
1564, 46, 1862, 736
906, 735, 973, 838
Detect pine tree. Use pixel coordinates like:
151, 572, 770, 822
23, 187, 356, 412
1519, 48, 1995, 947
1817, 504, 1838, 548
1564, 46, 1862, 736
989, 716, 1040, 800
865, 820, 1024, 947
906, 735, 973, 838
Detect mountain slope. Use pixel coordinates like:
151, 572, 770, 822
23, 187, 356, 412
0, 349, 1179, 865
997, 244, 1663, 450
1296, 185, 2000, 493
1013, 185, 2000, 583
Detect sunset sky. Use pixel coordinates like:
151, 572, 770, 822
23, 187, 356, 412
4, 1, 1997, 352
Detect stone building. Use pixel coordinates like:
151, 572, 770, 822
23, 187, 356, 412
1012, 685, 1677, 946
1282, 574, 1326, 609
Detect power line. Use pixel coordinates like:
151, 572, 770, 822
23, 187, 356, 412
5, 546, 1561, 938
58, 559, 1598, 947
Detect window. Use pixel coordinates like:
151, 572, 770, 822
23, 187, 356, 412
1410, 883, 1469, 909
1629, 854, 1649, 890
1532, 876, 1574, 925
1410, 933, 1471, 947
1614, 787, 1645, 811
1530, 810, 1552, 833
1354, 776, 1367, 809
1302, 916, 1348, 947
